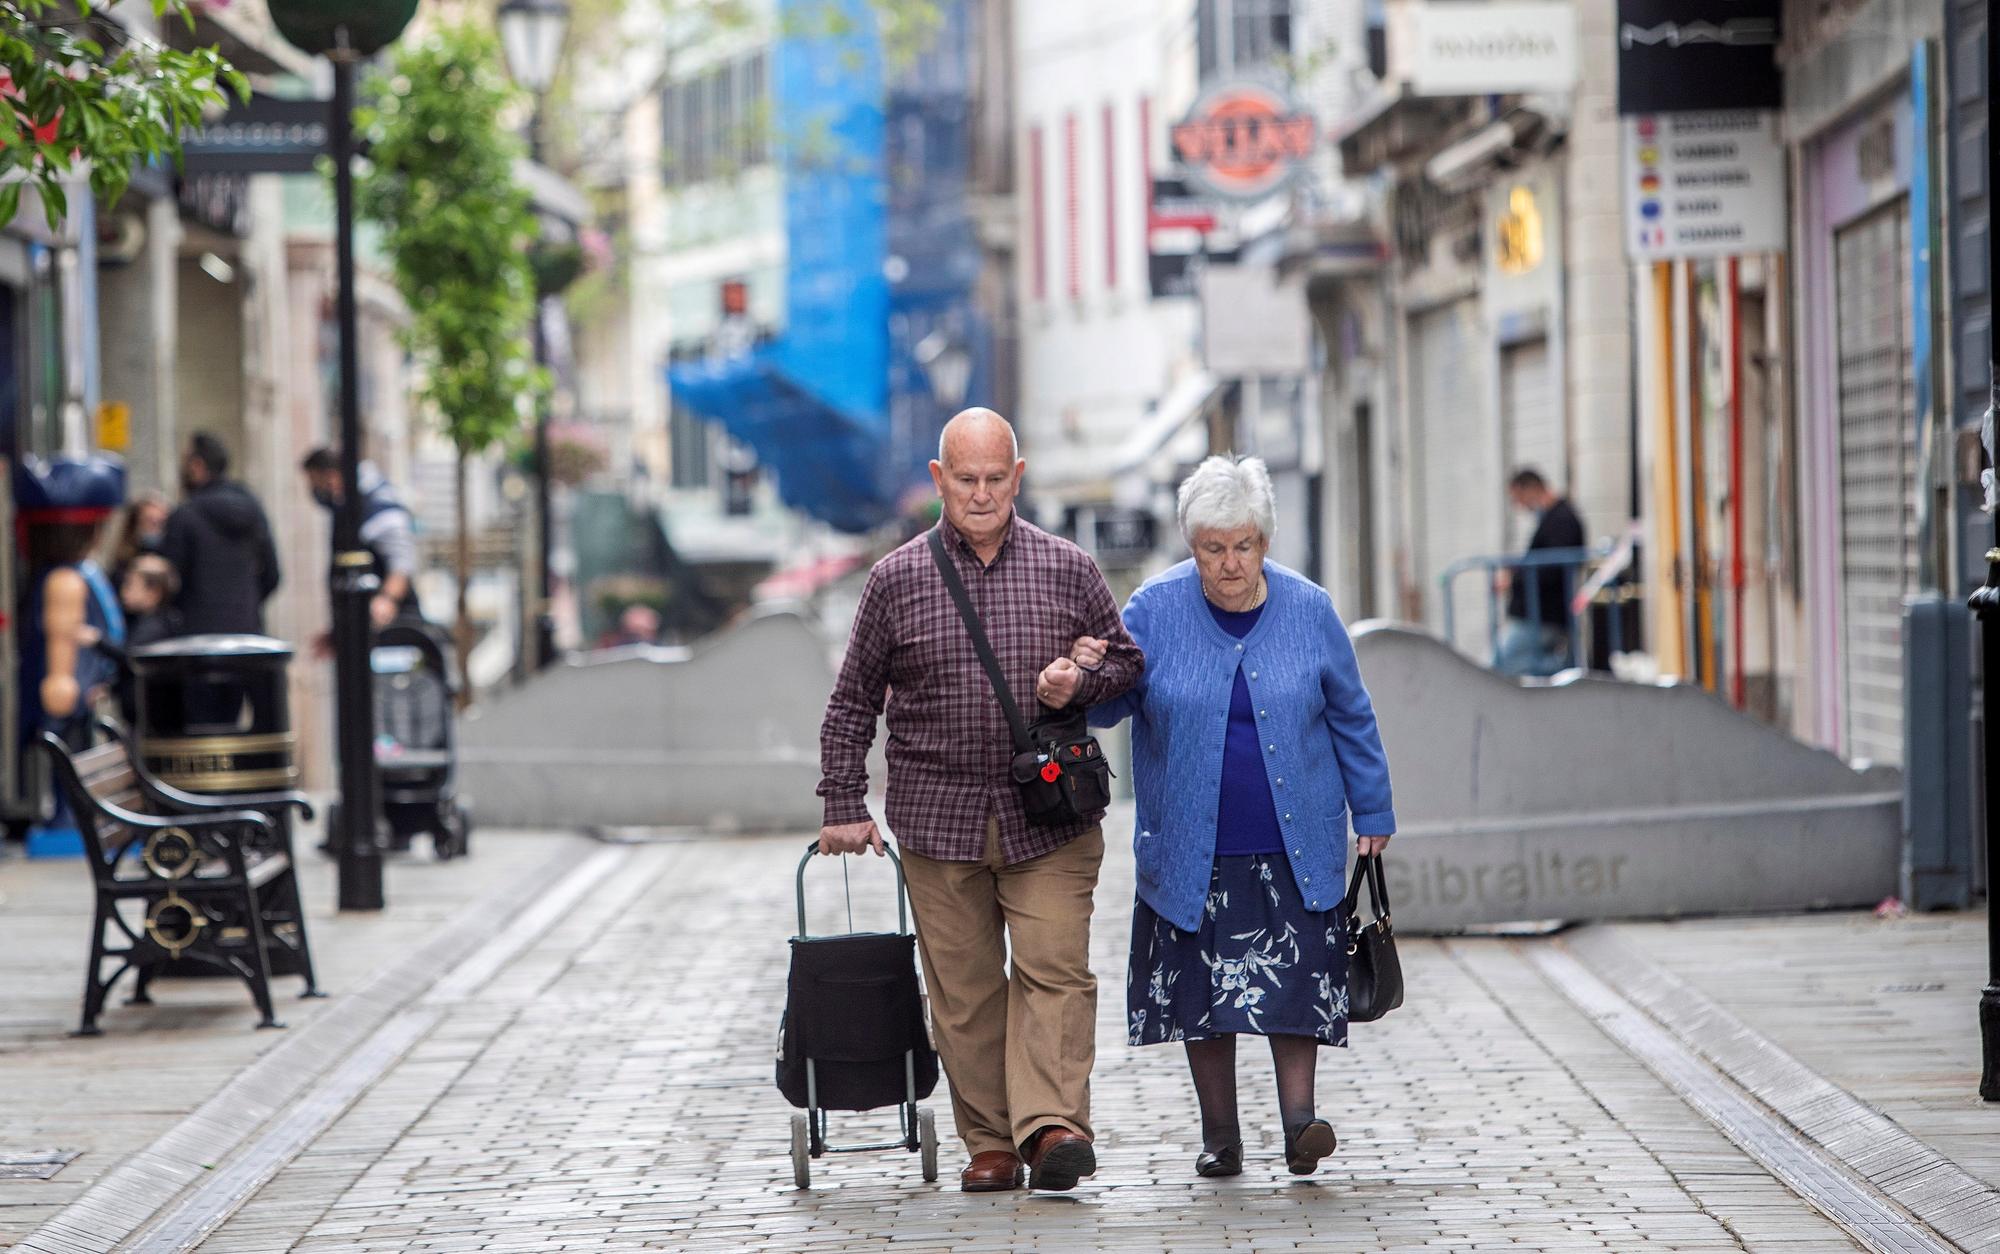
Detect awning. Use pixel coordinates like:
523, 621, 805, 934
1032, 370, 1224, 491
514, 158, 591, 226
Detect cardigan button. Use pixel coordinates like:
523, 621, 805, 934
1283, 813, 1292, 821
1249, 671, 1258, 679
1235, 643, 1244, 651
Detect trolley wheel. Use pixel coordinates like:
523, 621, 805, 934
452, 803, 473, 858
917, 1106, 938, 1183
790, 1112, 812, 1189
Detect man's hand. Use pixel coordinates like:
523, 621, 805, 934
1493, 568, 1513, 596
370, 594, 399, 629
311, 631, 335, 661
1358, 835, 1392, 857
1037, 657, 1083, 709
819, 820, 885, 857
1069, 636, 1108, 671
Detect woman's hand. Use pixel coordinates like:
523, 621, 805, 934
1357, 835, 1392, 857
1069, 635, 1108, 671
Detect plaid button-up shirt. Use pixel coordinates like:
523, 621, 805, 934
818, 515, 1143, 864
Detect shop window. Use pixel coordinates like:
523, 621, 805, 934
1197, 0, 1293, 78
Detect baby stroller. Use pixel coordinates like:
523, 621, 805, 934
330, 619, 470, 860
777, 841, 940, 1188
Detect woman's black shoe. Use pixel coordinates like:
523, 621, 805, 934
1194, 1142, 1243, 1178
1284, 1119, 1337, 1175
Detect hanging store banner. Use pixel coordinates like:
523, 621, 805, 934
1616, 0, 1781, 115
1622, 111, 1785, 260
181, 93, 333, 175
1388, 2, 1578, 96
1169, 80, 1317, 202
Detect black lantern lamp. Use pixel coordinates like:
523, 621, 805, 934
499, 0, 571, 102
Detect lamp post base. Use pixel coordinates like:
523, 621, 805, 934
1982, 984, 2000, 1102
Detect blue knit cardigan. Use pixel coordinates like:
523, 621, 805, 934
1088, 560, 1397, 932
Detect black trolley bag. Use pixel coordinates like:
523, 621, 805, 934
776, 841, 940, 1188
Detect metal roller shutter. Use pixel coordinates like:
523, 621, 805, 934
1834, 200, 1917, 767
1500, 338, 1563, 548
1410, 299, 1501, 646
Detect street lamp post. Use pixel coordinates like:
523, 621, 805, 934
499, 0, 570, 673
1977, 375, 2000, 1102
269, 1, 416, 912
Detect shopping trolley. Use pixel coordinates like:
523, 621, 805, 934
776, 840, 940, 1189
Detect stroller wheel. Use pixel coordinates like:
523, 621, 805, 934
918, 1106, 938, 1183
790, 1112, 812, 1189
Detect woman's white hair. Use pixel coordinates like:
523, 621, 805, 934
1177, 455, 1277, 544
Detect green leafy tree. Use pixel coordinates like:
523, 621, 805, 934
356, 21, 541, 690
0, 0, 246, 229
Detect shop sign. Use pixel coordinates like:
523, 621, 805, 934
1389, 2, 1577, 96
181, 93, 333, 175
1616, 0, 1781, 115
1622, 111, 1785, 260
1169, 80, 1316, 203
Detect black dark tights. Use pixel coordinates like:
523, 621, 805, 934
1183, 1034, 1320, 1151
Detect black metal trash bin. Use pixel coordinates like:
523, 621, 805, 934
131, 635, 299, 796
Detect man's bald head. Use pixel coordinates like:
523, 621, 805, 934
937, 407, 1019, 469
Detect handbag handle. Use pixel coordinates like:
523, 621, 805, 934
928, 528, 1036, 755
1342, 852, 1393, 931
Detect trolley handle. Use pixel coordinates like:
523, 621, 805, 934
795, 839, 910, 939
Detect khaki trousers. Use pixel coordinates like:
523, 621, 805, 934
900, 818, 1103, 1158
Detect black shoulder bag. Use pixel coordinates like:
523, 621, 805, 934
1342, 853, 1405, 1022
927, 529, 1113, 826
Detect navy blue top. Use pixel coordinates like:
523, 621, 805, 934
1207, 600, 1285, 856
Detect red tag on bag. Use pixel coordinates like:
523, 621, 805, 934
1040, 761, 1063, 783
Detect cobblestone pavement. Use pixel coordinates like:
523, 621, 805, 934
9, 812, 1993, 1253
0, 830, 584, 1247
188, 825, 1878, 1254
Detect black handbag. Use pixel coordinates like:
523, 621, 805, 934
1342, 853, 1405, 1022
927, 529, 1114, 826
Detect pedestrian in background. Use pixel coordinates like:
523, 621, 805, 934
108, 490, 171, 588
1493, 467, 1586, 677
115, 555, 182, 721
1084, 454, 1395, 1179
301, 448, 424, 636
816, 407, 1143, 1193
119, 555, 183, 650
159, 433, 282, 637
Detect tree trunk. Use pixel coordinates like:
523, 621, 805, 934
454, 447, 473, 711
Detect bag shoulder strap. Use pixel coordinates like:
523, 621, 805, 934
928, 528, 1034, 753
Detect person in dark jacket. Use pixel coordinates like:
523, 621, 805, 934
300, 447, 423, 630
1494, 467, 1586, 677
159, 433, 282, 636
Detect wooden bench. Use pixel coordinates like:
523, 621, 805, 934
39, 723, 321, 1035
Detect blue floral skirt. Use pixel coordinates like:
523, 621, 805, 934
1128, 853, 1349, 1047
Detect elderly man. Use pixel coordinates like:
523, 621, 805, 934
817, 408, 1143, 1193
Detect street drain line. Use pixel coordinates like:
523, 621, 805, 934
1525, 944, 1958, 1254
122, 843, 639, 1254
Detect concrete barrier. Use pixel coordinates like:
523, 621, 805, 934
459, 609, 865, 833
1351, 625, 1902, 932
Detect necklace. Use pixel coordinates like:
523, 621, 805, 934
1203, 576, 1267, 613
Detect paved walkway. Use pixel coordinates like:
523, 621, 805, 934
2, 811, 1995, 1252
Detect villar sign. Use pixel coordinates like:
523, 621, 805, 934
1170, 80, 1317, 202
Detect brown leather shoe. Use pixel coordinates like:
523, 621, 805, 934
960, 1150, 1024, 1192
1025, 1126, 1096, 1191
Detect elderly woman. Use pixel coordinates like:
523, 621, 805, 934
1082, 455, 1395, 1179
